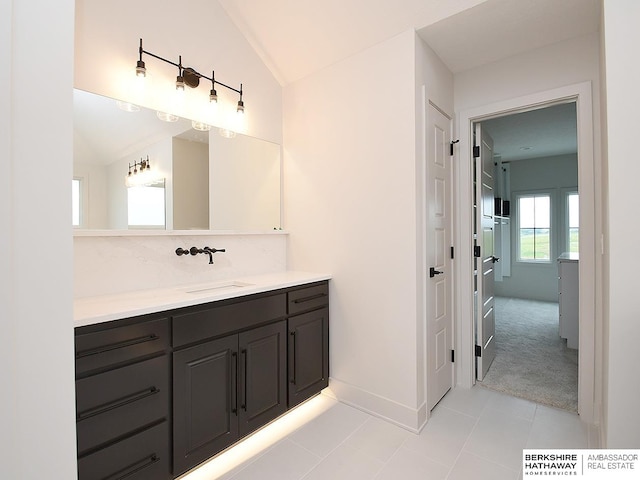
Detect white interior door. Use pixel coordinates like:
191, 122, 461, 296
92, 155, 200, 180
427, 102, 453, 410
474, 123, 496, 381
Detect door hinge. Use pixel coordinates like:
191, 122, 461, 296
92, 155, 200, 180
473, 145, 480, 158
451, 350, 455, 363
474, 245, 481, 258
475, 345, 482, 357
450, 139, 459, 156
450, 246, 455, 259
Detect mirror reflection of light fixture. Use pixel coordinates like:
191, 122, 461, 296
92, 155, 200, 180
219, 128, 236, 139
156, 111, 179, 122
125, 155, 157, 187
116, 100, 140, 112
136, 38, 245, 111
192, 121, 211, 132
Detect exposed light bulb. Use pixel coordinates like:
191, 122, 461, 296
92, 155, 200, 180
176, 75, 185, 91
136, 60, 146, 77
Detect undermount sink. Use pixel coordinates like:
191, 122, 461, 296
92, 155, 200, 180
180, 281, 254, 294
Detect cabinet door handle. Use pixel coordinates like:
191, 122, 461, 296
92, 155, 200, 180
241, 349, 247, 411
77, 387, 160, 421
231, 351, 238, 415
290, 331, 297, 385
103, 454, 160, 480
76, 334, 159, 359
293, 293, 327, 304
429, 267, 443, 278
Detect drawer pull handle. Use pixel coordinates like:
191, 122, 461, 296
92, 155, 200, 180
103, 454, 160, 480
76, 334, 160, 359
292, 293, 327, 304
231, 351, 238, 415
77, 387, 160, 421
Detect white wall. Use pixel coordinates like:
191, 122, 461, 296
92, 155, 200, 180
495, 154, 578, 302
1, 0, 77, 478
284, 30, 453, 430
455, 32, 602, 114
601, 0, 640, 448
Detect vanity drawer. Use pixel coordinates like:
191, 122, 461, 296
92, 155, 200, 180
288, 282, 329, 315
75, 317, 170, 376
173, 293, 286, 348
76, 355, 169, 454
77, 420, 169, 480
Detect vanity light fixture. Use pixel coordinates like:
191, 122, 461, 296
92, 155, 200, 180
125, 155, 154, 187
136, 38, 245, 112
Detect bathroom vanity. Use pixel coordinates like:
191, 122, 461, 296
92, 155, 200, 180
74, 272, 330, 480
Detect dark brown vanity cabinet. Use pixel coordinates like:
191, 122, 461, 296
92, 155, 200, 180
74, 280, 329, 480
287, 283, 330, 407
172, 294, 288, 476
75, 316, 171, 480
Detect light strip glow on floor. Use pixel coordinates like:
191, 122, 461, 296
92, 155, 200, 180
177, 393, 337, 480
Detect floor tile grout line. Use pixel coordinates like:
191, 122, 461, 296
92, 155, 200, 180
296, 413, 373, 480
443, 407, 483, 480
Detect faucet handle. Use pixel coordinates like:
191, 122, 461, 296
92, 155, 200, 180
175, 247, 189, 256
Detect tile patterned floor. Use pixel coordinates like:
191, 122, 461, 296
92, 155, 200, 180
182, 387, 595, 480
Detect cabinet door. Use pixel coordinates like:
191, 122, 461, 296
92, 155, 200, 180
288, 307, 329, 407
238, 321, 287, 436
173, 335, 239, 476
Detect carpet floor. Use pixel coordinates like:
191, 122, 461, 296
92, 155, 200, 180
478, 297, 578, 412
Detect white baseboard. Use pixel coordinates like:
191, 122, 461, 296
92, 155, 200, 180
327, 377, 427, 433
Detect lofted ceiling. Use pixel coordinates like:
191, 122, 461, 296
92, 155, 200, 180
218, 0, 601, 85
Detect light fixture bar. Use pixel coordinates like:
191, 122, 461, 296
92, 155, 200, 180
137, 38, 244, 105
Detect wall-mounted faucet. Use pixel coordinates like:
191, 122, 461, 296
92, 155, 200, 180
175, 246, 226, 264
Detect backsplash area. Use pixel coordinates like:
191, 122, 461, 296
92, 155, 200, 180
74, 233, 287, 298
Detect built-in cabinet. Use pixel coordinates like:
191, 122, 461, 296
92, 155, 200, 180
74, 281, 329, 480
287, 282, 329, 407
558, 253, 579, 349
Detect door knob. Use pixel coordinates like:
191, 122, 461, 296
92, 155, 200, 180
430, 267, 443, 278
491, 256, 500, 263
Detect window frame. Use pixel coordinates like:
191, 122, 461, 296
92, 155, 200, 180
515, 190, 555, 264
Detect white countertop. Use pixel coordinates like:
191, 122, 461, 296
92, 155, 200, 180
558, 252, 579, 262
74, 271, 331, 328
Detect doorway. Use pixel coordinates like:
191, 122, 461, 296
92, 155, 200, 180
454, 82, 597, 422
472, 103, 580, 411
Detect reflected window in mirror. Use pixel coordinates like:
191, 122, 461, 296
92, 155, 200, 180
127, 181, 166, 229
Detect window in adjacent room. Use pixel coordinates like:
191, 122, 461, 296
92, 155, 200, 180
567, 192, 579, 253
517, 193, 551, 262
